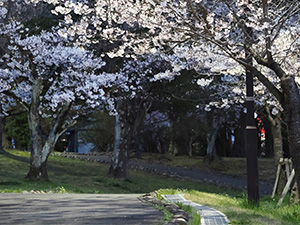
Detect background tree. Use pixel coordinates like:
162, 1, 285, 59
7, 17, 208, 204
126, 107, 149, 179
5, 111, 30, 150
107, 54, 179, 179
79, 110, 115, 153
25, 0, 300, 189
120, 0, 300, 197
0, 1, 110, 180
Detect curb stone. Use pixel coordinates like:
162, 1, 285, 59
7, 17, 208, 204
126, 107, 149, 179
162, 194, 230, 225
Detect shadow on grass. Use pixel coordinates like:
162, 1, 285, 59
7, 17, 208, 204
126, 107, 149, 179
0, 150, 88, 178
0, 150, 29, 164
0, 181, 22, 185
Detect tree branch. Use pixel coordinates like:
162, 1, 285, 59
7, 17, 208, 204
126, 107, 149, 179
2, 90, 30, 111
251, 67, 284, 104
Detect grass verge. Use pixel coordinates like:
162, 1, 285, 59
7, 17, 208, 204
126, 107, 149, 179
158, 189, 300, 225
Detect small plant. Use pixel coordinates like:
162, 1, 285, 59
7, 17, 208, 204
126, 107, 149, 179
154, 204, 173, 223
177, 203, 201, 225
57, 186, 67, 194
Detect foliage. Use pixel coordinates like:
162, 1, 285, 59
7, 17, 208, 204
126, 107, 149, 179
5, 112, 30, 150
0, 0, 298, 183
78, 110, 115, 152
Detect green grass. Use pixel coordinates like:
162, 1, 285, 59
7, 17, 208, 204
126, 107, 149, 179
154, 204, 173, 224
0, 150, 238, 195
139, 153, 275, 182
158, 189, 300, 225
177, 202, 201, 225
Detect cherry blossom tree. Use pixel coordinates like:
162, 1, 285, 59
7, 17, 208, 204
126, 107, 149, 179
29, 0, 300, 189
107, 54, 180, 178
123, 0, 300, 196
0, 1, 110, 180
29, 0, 187, 178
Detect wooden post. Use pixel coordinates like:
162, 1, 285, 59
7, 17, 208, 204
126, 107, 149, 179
272, 158, 283, 198
285, 158, 290, 178
245, 25, 259, 203
278, 169, 295, 206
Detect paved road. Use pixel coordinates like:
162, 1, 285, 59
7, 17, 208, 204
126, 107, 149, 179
0, 193, 163, 225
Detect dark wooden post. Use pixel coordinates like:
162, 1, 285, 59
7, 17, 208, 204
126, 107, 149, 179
245, 26, 259, 203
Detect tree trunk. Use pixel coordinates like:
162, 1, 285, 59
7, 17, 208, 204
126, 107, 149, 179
26, 120, 53, 181
266, 106, 286, 195
109, 112, 129, 179
252, 58, 300, 200
26, 79, 71, 181
26, 79, 51, 181
290, 182, 300, 204
109, 98, 150, 179
26, 122, 58, 181
281, 75, 300, 200
205, 126, 219, 162
271, 117, 284, 164
188, 136, 193, 157
27, 155, 49, 181
231, 111, 246, 157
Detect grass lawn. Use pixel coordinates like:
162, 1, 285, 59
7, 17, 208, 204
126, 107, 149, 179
1, 150, 299, 225
158, 189, 300, 225
137, 153, 276, 182
0, 150, 237, 195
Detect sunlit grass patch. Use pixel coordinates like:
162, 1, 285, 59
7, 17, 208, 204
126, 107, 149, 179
158, 189, 300, 225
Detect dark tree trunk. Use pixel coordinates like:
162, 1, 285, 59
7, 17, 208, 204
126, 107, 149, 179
216, 126, 231, 157
231, 112, 246, 157
204, 126, 219, 163
26, 158, 49, 181
108, 147, 129, 179
252, 52, 300, 199
109, 99, 150, 179
188, 136, 193, 157
263, 117, 274, 158
281, 75, 300, 199
266, 106, 286, 195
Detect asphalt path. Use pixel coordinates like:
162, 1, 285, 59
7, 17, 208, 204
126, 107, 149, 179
0, 193, 163, 225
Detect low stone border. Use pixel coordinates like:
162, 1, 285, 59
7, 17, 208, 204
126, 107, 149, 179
162, 194, 230, 225
21, 190, 53, 194
139, 192, 190, 225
